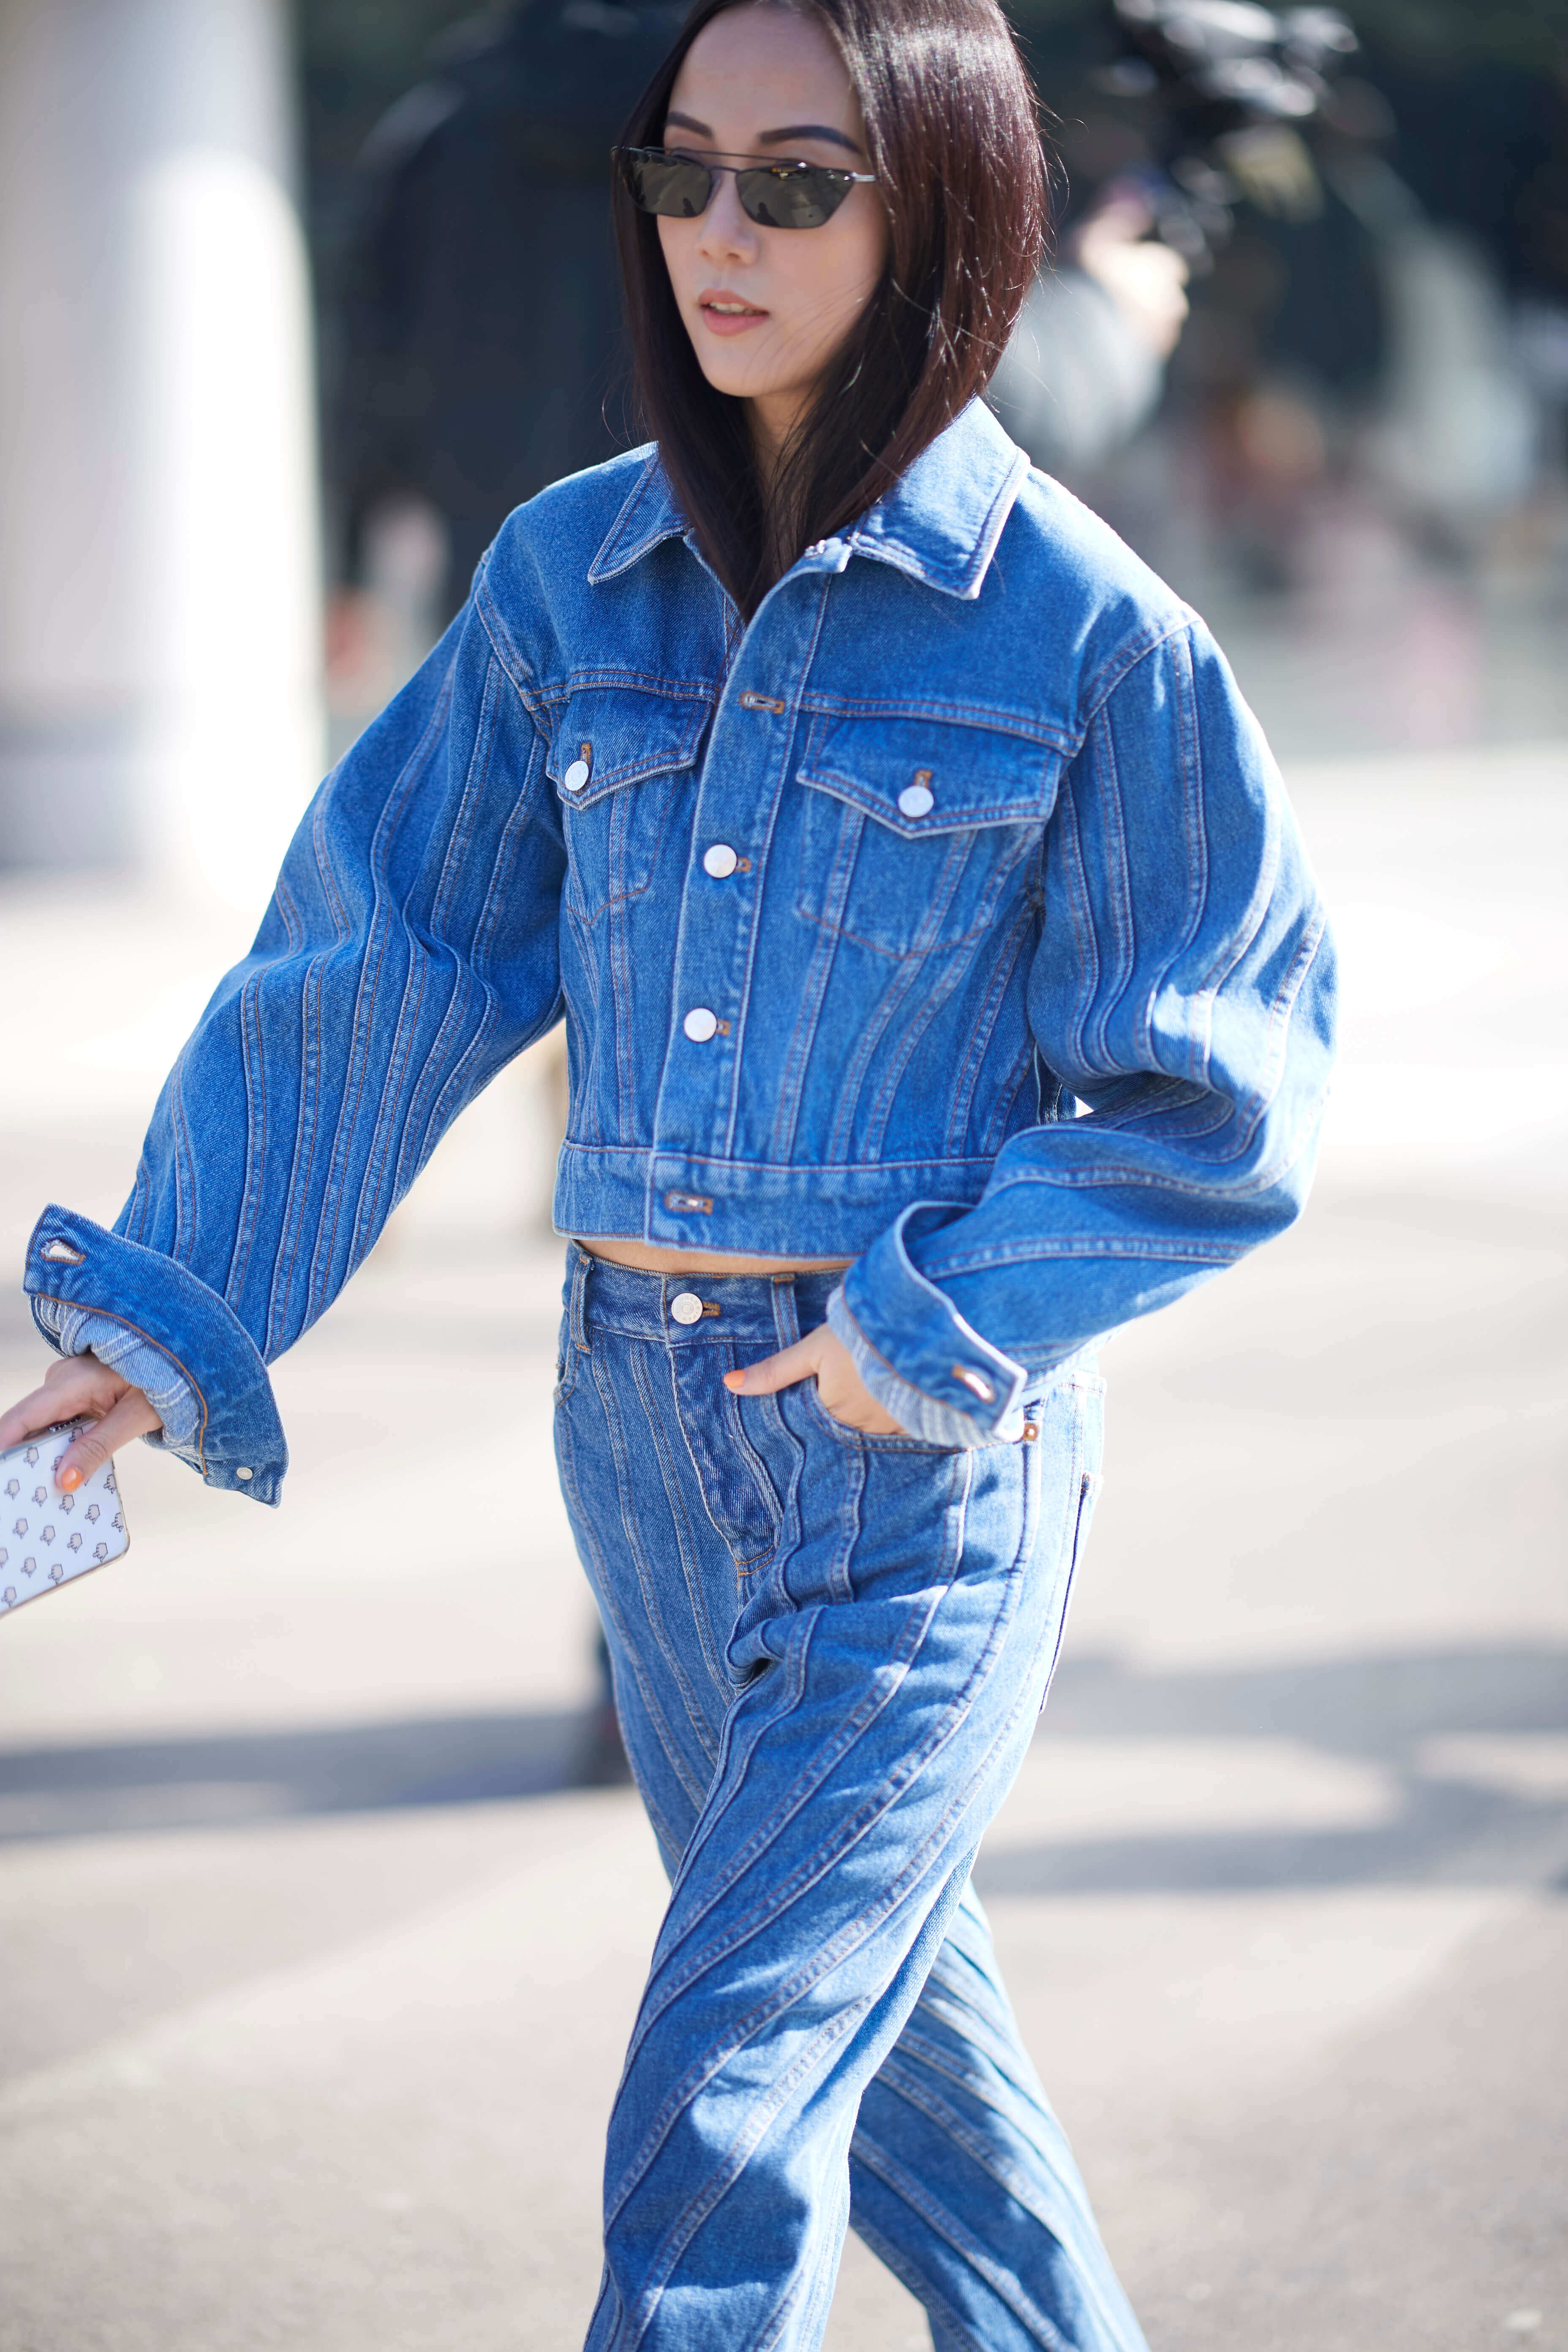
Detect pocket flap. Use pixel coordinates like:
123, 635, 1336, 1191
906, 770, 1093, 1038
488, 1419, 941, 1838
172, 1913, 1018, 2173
547, 686, 712, 806
797, 713, 1062, 838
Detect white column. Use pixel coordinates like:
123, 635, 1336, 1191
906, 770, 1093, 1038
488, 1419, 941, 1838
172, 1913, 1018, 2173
0, 0, 323, 911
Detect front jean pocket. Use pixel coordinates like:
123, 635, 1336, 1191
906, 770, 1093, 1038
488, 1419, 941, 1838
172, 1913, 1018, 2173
795, 1372, 964, 1456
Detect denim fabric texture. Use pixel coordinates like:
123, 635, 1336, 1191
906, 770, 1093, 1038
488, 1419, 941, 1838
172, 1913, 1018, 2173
23, 397, 1334, 1487
553, 1245, 1144, 2352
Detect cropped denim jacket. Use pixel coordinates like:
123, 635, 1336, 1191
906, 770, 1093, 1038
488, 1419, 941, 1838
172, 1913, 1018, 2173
27, 400, 1336, 1495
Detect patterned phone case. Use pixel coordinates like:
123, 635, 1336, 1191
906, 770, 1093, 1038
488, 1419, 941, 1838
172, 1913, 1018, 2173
0, 1418, 130, 1617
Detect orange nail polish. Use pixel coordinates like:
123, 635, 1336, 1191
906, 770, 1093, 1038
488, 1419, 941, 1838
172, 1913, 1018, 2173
58, 1466, 81, 1491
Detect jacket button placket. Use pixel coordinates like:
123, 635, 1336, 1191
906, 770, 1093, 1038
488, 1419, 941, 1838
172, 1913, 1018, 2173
649, 607, 813, 1243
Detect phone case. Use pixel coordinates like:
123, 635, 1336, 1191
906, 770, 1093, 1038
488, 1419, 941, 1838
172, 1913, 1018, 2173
0, 1418, 130, 1617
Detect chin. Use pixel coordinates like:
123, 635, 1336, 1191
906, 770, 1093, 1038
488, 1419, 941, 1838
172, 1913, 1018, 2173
685, 344, 770, 403
700, 363, 773, 403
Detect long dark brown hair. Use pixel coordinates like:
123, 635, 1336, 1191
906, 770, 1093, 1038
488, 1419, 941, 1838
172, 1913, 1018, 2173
612, 0, 1048, 615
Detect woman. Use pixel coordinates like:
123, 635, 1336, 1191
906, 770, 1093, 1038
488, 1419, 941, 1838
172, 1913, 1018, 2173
6, 0, 1335, 2343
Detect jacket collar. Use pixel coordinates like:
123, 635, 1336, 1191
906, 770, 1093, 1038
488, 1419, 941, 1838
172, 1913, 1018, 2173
587, 399, 1029, 602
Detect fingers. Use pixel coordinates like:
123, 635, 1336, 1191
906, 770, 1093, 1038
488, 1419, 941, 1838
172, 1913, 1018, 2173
54, 1388, 161, 1492
0, 1356, 119, 1454
0, 1386, 57, 1456
0, 1356, 160, 1491
723, 1328, 908, 1435
723, 1333, 822, 1397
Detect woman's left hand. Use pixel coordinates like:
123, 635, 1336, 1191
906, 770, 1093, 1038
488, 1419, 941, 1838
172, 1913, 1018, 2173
723, 1325, 907, 1435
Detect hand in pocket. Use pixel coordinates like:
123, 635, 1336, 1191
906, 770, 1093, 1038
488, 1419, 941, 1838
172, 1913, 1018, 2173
722, 1324, 908, 1436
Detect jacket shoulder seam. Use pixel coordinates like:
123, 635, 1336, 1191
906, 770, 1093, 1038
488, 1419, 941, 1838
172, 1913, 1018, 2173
1079, 614, 1196, 735
472, 566, 550, 738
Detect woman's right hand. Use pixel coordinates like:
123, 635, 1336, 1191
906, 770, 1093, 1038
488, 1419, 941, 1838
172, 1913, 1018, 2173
0, 1354, 162, 1492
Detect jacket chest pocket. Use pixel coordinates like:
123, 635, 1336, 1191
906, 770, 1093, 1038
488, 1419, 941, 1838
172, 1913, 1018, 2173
547, 686, 711, 923
794, 712, 1061, 960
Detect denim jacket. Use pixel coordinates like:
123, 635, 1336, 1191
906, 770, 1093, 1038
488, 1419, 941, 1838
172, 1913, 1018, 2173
27, 400, 1335, 1496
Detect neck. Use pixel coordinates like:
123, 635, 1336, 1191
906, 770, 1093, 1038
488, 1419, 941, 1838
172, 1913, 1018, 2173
745, 389, 813, 597
745, 387, 808, 485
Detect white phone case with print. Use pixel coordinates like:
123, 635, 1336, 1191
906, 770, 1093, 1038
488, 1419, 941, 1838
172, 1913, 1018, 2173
0, 1418, 130, 1617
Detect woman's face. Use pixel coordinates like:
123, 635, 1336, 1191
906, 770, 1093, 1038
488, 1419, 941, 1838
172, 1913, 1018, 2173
656, 3, 888, 457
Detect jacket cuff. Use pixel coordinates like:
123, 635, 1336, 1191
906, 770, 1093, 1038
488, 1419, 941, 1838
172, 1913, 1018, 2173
24, 1206, 289, 1505
825, 1289, 997, 1447
33, 1298, 206, 1474
833, 1202, 1030, 1444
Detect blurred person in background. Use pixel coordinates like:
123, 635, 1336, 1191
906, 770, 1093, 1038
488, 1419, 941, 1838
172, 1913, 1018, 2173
327, 0, 681, 644
1001, 0, 1385, 590
6, 0, 1336, 2339
989, 185, 1191, 474
998, 0, 1568, 602
1331, 44, 1568, 568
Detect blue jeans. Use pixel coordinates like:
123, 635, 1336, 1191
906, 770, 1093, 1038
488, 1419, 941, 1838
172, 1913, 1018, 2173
552, 1245, 1148, 2352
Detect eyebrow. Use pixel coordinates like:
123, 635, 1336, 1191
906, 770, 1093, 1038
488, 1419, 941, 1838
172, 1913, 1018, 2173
664, 111, 863, 156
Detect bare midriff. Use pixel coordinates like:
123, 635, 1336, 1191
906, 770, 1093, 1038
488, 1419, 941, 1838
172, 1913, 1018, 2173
573, 1236, 853, 1277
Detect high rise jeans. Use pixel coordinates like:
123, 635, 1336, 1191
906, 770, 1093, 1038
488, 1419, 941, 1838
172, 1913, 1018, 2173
551, 1244, 1148, 2352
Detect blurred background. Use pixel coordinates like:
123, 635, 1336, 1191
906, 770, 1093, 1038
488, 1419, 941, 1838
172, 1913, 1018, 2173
1, 3, 1565, 2347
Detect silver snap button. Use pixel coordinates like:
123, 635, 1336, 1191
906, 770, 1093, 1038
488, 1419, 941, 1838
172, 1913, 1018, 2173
669, 1292, 704, 1326
702, 843, 739, 879
235, 1466, 254, 1481
682, 1006, 719, 1043
562, 758, 590, 793
898, 782, 935, 819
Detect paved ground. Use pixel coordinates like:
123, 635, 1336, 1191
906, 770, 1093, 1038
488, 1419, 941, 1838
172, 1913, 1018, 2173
0, 737, 1564, 2351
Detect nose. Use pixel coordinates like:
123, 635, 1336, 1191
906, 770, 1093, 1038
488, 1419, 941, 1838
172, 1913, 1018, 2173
695, 169, 759, 265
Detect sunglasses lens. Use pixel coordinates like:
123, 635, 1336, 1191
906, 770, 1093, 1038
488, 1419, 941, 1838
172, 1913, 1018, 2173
622, 150, 857, 230
626, 151, 712, 218
737, 166, 849, 230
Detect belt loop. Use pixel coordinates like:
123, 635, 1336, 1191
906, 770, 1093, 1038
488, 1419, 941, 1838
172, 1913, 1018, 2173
770, 1271, 801, 1350
569, 1243, 592, 1354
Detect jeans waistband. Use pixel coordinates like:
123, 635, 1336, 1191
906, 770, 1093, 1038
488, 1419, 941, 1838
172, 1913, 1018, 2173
564, 1242, 843, 1347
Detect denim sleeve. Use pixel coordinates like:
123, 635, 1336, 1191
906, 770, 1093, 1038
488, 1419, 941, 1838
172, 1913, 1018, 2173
836, 618, 1337, 1442
23, 570, 565, 1502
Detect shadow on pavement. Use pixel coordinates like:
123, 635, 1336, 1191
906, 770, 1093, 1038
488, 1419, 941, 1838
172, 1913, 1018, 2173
0, 1705, 603, 1841
973, 1778, 1568, 1897
975, 1643, 1568, 1897
0, 1646, 1564, 1880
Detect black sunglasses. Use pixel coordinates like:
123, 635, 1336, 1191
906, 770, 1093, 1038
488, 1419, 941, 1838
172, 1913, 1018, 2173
617, 145, 876, 231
